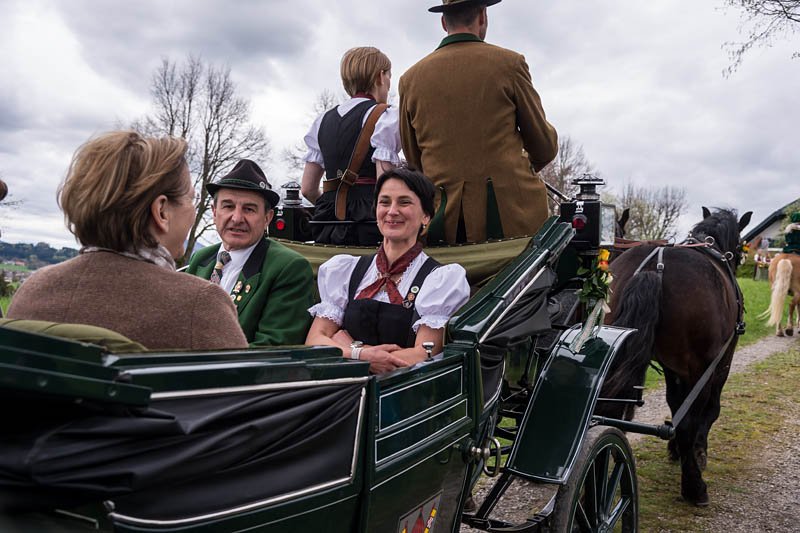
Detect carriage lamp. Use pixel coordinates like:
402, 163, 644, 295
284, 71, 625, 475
281, 180, 303, 206
574, 173, 605, 201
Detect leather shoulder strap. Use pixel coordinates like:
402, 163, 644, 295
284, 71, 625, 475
346, 103, 388, 176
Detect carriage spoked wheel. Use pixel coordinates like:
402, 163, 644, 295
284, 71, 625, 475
551, 426, 638, 532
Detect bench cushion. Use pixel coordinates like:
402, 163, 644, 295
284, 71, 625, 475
0, 318, 146, 353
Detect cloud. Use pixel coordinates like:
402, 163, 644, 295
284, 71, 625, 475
1, 0, 798, 248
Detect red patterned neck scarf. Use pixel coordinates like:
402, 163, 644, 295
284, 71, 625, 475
356, 243, 423, 305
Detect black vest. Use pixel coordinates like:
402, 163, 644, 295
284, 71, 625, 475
342, 255, 441, 348
318, 100, 378, 182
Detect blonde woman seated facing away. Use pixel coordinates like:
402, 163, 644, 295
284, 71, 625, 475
7, 131, 248, 350
306, 168, 470, 374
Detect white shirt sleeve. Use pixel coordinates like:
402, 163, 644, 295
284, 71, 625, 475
371, 106, 401, 166
412, 263, 471, 332
308, 254, 360, 325
302, 112, 326, 166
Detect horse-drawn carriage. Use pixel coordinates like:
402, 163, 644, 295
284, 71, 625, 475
2, 178, 708, 533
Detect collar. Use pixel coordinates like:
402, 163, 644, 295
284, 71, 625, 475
437, 32, 483, 50
222, 240, 260, 273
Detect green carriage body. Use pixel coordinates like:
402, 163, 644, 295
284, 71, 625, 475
0, 216, 636, 533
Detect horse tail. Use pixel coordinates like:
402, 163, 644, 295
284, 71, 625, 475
763, 259, 792, 326
603, 271, 662, 399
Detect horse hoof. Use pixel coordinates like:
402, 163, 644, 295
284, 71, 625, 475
786, 328, 794, 337
682, 490, 710, 507
777, 330, 785, 337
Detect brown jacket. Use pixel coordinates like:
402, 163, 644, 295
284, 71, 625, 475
7, 251, 248, 351
399, 36, 558, 243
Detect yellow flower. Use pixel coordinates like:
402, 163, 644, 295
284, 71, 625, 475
598, 248, 610, 261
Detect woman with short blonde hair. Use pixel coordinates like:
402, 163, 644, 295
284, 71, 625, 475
8, 131, 248, 351
300, 46, 401, 246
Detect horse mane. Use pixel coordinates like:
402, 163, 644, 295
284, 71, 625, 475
689, 208, 742, 261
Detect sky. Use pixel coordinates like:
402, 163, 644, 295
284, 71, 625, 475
1, 0, 799, 249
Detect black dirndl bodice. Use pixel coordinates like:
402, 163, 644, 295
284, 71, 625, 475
342, 255, 440, 348
312, 100, 381, 246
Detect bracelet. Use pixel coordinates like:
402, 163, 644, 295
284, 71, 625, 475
350, 346, 363, 360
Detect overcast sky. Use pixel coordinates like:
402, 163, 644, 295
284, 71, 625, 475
1, 0, 798, 248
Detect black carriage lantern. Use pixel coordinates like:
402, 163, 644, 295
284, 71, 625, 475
559, 173, 615, 251
280, 180, 303, 206
269, 180, 313, 241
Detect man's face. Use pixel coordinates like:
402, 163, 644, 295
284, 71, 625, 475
212, 188, 274, 250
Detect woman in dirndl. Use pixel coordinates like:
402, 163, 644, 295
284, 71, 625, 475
300, 46, 400, 246
306, 168, 470, 374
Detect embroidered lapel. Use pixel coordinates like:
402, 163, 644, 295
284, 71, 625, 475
232, 238, 269, 313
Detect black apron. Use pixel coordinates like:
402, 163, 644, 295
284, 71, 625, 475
312, 100, 381, 246
342, 255, 441, 348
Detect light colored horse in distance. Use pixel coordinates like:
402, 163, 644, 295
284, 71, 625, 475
764, 253, 800, 336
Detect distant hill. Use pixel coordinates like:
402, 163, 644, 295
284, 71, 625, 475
0, 241, 79, 270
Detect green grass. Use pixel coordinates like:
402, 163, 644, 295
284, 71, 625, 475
0, 263, 30, 272
636, 348, 800, 531
0, 296, 10, 315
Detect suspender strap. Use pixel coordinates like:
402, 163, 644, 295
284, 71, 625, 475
402, 257, 442, 309
334, 103, 388, 221
348, 254, 375, 301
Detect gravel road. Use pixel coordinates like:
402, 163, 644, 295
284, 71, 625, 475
460, 335, 800, 532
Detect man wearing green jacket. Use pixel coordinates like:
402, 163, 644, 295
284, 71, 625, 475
185, 159, 313, 346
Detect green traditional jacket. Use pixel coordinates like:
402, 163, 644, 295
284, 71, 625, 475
185, 238, 313, 347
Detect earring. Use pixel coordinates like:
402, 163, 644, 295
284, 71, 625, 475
422, 223, 427, 230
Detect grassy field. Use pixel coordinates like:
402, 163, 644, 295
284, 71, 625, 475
0, 296, 10, 315
636, 347, 799, 531
0, 263, 30, 272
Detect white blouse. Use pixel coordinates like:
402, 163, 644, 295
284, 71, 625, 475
303, 98, 402, 167
309, 252, 470, 333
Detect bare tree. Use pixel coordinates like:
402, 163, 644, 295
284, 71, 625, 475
134, 56, 271, 265
724, 0, 800, 74
538, 136, 598, 213
615, 183, 688, 241
281, 89, 345, 179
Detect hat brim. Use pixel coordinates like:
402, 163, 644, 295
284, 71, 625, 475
429, 0, 501, 13
206, 182, 280, 209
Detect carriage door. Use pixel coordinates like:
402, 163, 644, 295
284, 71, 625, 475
360, 349, 476, 533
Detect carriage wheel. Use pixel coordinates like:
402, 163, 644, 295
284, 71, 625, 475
551, 426, 638, 532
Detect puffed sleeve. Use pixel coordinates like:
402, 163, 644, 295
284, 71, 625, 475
308, 254, 360, 325
371, 106, 401, 166
412, 263, 470, 332
302, 112, 326, 166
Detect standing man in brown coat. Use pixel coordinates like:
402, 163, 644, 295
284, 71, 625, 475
399, 0, 558, 243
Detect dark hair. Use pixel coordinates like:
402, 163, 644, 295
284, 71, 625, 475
443, 5, 483, 28
374, 168, 437, 219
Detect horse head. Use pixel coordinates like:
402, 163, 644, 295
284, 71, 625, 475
616, 207, 630, 239
694, 207, 752, 266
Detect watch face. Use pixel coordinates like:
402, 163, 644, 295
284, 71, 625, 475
351, 341, 364, 348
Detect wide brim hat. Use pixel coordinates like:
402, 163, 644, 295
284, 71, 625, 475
206, 159, 280, 208
429, 0, 501, 13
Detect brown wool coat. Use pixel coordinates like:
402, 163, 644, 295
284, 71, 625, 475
399, 39, 558, 243
7, 251, 248, 351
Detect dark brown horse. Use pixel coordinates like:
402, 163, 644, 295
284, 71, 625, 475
597, 208, 751, 506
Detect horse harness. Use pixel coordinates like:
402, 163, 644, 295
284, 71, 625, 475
628, 236, 744, 430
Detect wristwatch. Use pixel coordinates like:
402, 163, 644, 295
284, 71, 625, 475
350, 340, 364, 360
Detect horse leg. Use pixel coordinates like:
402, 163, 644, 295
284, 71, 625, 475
675, 410, 708, 506
787, 297, 797, 336
664, 368, 684, 462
